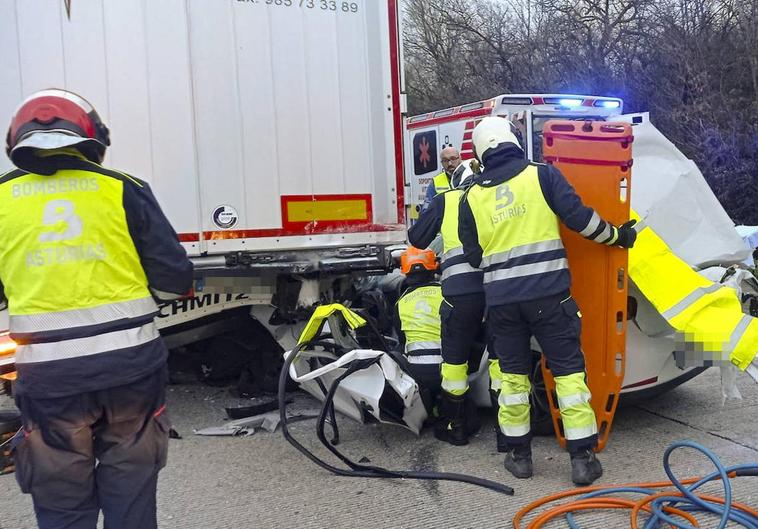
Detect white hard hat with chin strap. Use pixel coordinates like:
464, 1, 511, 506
471, 116, 522, 163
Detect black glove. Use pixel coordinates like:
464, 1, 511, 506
615, 219, 637, 248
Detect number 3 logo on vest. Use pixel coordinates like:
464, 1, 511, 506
39, 199, 83, 242
495, 185, 514, 210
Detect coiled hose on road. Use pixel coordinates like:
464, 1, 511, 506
514, 440, 758, 529
277, 337, 515, 496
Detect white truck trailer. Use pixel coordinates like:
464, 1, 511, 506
0, 0, 407, 384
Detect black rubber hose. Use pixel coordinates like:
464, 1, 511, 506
279, 341, 515, 495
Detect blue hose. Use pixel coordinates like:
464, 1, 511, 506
564, 439, 758, 529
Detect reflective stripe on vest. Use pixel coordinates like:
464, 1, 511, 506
480, 239, 564, 269
627, 209, 758, 371
406, 341, 442, 353
9, 296, 158, 333
439, 190, 483, 293
407, 354, 443, 365
397, 284, 443, 358
465, 165, 568, 293
484, 258, 568, 284
433, 173, 451, 195
441, 263, 481, 282
15, 321, 160, 364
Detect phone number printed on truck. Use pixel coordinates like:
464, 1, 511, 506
236, 0, 360, 13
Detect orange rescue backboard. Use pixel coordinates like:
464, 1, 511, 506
541, 120, 633, 451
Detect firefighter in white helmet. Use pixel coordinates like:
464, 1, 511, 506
458, 116, 637, 485
0, 89, 192, 529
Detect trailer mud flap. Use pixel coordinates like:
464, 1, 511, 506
542, 120, 633, 451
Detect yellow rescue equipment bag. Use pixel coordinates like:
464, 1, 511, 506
628, 209, 758, 370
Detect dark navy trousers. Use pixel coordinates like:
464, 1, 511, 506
12, 368, 170, 529
440, 292, 487, 366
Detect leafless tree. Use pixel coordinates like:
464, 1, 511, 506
402, 0, 758, 224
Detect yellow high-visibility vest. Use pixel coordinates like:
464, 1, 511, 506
433, 173, 451, 195
0, 168, 152, 318
465, 165, 566, 286
397, 285, 443, 353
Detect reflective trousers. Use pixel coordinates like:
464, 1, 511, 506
12, 368, 170, 529
439, 293, 486, 395
488, 291, 598, 452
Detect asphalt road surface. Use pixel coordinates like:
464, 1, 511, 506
1, 367, 757, 529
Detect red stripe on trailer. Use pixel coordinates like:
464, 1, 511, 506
179, 224, 404, 242
179, 233, 200, 242
191, 223, 404, 241
463, 131, 472, 140
406, 106, 494, 130
532, 96, 545, 104
387, 0, 405, 224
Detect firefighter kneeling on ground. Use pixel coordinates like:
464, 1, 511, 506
458, 116, 637, 485
394, 247, 482, 439
394, 247, 444, 413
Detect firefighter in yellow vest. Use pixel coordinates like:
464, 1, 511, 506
409, 162, 497, 447
458, 116, 637, 485
0, 89, 193, 529
421, 146, 460, 211
394, 247, 444, 412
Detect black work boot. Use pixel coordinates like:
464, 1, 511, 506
489, 390, 507, 453
570, 449, 603, 486
464, 394, 481, 437
504, 445, 533, 479
434, 391, 469, 446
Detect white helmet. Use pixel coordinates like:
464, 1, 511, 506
472, 116, 522, 162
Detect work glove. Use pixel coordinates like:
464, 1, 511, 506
615, 219, 637, 248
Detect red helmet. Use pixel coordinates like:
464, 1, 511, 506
5, 89, 110, 170
400, 246, 438, 275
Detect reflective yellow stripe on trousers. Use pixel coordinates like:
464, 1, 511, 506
498, 373, 531, 438
441, 362, 468, 395
628, 210, 758, 370
555, 373, 597, 441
